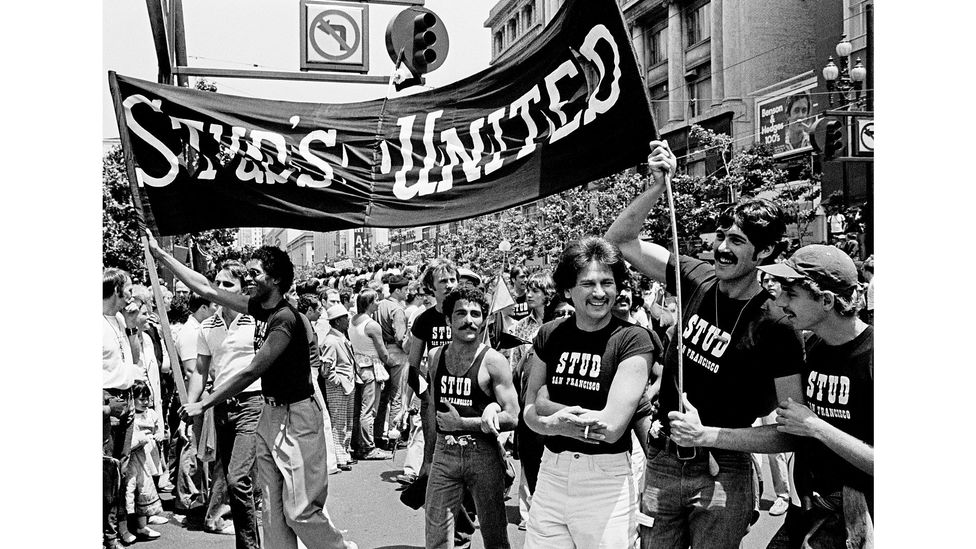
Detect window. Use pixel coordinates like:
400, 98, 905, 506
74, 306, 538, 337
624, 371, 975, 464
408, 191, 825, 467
647, 24, 668, 67
507, 18, 518, 43
494, 30, 504, 55
685, 1, 711, 46
649, 81, 669, 126
846, 0, 872, 49
522, 4, 534, 30
686, 64, 712, 118
422, 227, 434, 241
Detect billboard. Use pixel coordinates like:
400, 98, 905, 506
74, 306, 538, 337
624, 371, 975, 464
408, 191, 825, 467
755, 76, 820, 158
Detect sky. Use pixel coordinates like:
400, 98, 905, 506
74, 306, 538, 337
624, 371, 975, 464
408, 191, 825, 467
103, 0, 499, 139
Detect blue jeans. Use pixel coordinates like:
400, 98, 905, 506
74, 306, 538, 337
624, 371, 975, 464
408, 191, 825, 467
425, 434, 511, 549
103, 391, 134, 544
641, 444, 755, 549
214, 394, 263, 549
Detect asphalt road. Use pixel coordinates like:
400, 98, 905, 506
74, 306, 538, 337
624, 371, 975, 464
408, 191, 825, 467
144, 450, 787, 548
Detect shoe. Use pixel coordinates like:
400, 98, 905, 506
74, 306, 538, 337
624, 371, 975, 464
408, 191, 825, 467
147, 515, 169, 525
338, 463, 353, 471
134, 528, 161, 541
518, 520, 527, 531
344, 542, 358, 549
347, 459, 358, 465
156, 482, 174, 493
362, 448, 393, 460
118, 532, 137, 546
205, 523, 236, 536
104, 540, 123, 549
769, 496, 790, 516
396, 473, 418, 485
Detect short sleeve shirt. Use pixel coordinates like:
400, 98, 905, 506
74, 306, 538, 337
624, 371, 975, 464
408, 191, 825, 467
197, 311, 261, 393
247, 297, 314, 403
411, 306, 452, 352
657, 255, 804, 430
175, 315, 201, 365
533, 316, 655, 455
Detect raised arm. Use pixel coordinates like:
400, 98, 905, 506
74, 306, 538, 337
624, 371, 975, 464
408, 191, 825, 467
145, 230, 249, 312
604, 140, 677, 282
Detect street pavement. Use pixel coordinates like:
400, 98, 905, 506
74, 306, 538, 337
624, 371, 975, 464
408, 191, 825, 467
145, 449, 787, 548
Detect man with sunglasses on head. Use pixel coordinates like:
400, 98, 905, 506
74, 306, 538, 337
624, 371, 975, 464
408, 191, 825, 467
147, 234, 358, 549
605, 140, 805, 549
183, 259, 262, 549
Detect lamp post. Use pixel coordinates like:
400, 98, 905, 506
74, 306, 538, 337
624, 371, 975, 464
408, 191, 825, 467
498, 239, 511, 272
822, 35, 867, 109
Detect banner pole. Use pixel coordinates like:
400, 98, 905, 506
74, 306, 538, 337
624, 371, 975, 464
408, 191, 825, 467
108, 71, 188, 405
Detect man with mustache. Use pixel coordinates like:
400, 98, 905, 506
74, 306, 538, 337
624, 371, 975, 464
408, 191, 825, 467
605, 140, 805, 549
424, 285, 520, 549
668, 244, 874, 548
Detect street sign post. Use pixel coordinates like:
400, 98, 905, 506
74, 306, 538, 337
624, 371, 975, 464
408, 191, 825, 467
301, 0, 369, 73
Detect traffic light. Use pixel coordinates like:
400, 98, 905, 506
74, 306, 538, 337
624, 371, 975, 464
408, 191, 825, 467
824, 118, 845, 160
386, 7, 449, 80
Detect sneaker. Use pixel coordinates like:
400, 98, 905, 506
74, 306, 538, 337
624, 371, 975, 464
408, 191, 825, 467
147, 515, 169, 525
396, 473, 418, 485
204, 523, 236, 536
769, 496, 790, 516
362, 448, 393, 460
338, 463, 353, 471
517, 520, 527, 531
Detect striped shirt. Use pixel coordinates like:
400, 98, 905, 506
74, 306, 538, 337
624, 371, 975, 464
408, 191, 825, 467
197, 310, 262, 393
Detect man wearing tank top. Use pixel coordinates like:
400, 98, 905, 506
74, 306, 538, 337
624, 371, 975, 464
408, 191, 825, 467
424, 286, 520, 549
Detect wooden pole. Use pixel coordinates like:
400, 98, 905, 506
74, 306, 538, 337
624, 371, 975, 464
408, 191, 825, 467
108, 71, 188, 405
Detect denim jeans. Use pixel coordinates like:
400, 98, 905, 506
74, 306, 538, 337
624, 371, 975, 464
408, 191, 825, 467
352, 380, 379, 454
420, 391, 476, 547
375, 349, 407, 443
640, 445, 755, 549
103, 392, 134, 544
524, 448, 636, 549
214, 394, 262, 549
425, 434, 511, 549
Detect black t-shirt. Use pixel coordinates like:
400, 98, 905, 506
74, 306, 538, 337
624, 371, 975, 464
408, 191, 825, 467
656, 255, 804, 431
509, 294, 529, 322
411, 306, 452, 352
534, 315, 655, 455
248, 297, 314, 403
800, 327, 873, 501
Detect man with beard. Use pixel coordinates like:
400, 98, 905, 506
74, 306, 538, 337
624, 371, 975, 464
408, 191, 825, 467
147, 234, 358, 549
424, 286, 520, 549
605, 140, 804, 549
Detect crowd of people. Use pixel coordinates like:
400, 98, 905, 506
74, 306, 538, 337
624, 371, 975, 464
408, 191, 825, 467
103, 141, 874, 549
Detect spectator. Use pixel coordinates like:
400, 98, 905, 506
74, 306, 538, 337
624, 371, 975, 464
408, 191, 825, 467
348, 289, 394, 461
124, 381, 165, 541
319, 304, 358, 471
103, 267, 143, 548
860, 256, 874, 325
374, 275, 411, 450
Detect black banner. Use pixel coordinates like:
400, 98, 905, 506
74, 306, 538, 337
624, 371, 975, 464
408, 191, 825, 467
109, 0, 656, 235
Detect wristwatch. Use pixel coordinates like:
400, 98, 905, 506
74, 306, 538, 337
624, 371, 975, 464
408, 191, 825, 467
125, 327, 138, 337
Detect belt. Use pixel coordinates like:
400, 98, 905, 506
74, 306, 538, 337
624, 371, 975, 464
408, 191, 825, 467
439, 433, 484, 446
104, 387, 132, 399
263, 395, 312, 407
221, 391, 262, 407
649, 435, 725, 475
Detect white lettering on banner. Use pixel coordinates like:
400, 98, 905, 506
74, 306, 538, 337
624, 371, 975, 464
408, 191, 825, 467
122, 22, 624, 192
123, 94, 179, 187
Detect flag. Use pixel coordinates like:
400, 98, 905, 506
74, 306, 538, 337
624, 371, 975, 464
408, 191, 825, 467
391, 49, 421, 92
488, 273, 516, 315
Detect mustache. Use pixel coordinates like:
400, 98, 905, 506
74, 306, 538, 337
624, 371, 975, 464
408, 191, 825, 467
459, 323, 480, 331
715, 250, 737, 263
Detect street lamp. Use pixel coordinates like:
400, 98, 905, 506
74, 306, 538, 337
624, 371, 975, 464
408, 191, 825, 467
822, 35, 867, 109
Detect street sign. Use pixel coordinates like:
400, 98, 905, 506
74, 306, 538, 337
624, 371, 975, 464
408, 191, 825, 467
856, 118, 874, 156
301, 0, 369, 73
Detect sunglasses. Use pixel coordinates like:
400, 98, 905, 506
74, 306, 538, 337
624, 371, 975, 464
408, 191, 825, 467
554, 310, 574, 318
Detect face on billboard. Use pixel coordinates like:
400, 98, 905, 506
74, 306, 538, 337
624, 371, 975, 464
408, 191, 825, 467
757, 79, 819, 157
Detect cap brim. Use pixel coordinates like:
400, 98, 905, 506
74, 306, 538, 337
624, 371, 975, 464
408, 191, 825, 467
757, 262, 806, 280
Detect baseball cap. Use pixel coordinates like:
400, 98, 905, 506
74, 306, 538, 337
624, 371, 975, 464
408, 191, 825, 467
757, 244, 858, 294
325, 304, 349, 320
387, 274, 409, 289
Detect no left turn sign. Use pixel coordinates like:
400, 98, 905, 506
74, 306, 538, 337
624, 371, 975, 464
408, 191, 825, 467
301, 1, 369, 73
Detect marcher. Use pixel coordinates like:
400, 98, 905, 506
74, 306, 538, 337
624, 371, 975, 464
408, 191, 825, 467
186, 260, 263, 549
424, 286, 520, 549
605, 140, 805, 549
522, 236, 656, 548
147, 234, 359, 549
668, 244, 874, 548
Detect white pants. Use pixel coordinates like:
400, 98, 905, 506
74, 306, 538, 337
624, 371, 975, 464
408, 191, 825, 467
525, 448, 637, 549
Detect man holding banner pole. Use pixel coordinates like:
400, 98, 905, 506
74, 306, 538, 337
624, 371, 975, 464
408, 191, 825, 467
145, 232, 358, 549
605, 140, 805, 549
